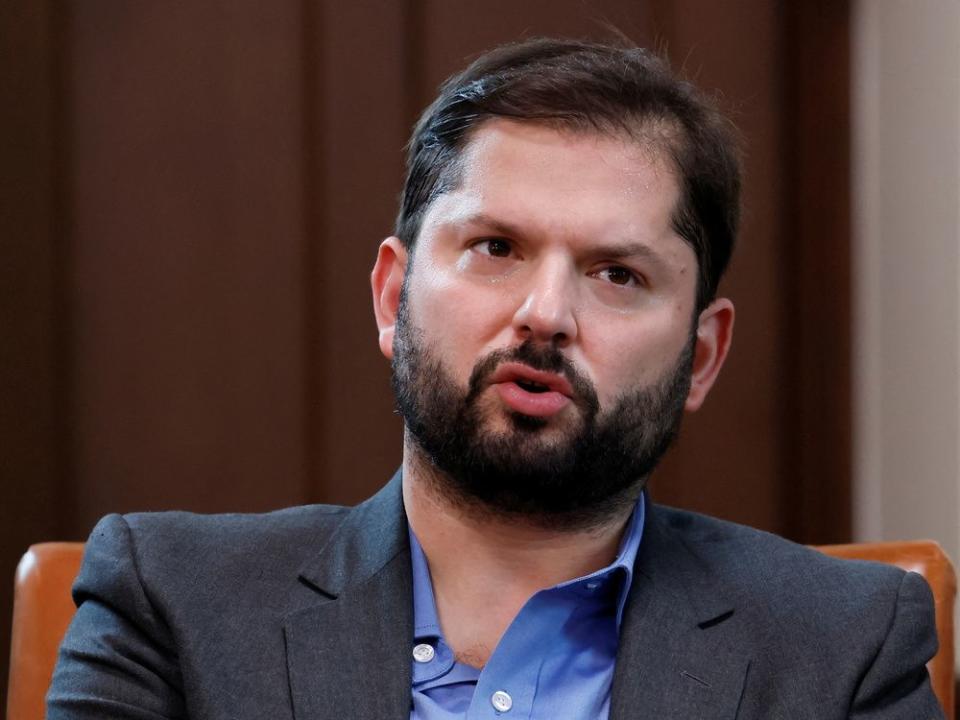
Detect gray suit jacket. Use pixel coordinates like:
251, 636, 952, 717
48, 473, 943, 719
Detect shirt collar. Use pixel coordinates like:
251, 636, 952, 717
410, 520, 443, 641
408, 492, 645, 638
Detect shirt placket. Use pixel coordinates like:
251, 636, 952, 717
465, 589, 574, 720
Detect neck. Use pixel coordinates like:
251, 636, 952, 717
402, 439, 634, 666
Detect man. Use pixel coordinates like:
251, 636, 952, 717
49, 38, 941, 719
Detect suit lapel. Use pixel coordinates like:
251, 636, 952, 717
610, 502, 750, 720
284, 473, 413, 720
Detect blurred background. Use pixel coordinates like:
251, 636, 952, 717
3, 0, 958, 706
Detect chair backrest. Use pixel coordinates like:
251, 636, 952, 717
816, 540, 956, 720
6, 542, 85, 720
6, 540, 956, 719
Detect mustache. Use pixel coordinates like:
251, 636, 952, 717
464, 340, 600, 414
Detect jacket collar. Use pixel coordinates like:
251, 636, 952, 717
297, 471, 408, 597
284, 472, 413, 720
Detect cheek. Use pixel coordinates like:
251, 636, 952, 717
581, 314, 691, 402
405, 269, 516, 373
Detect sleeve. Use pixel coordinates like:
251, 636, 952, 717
46, 514, 186, 719
849, 571, 945, 720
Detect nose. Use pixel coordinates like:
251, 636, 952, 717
511, 258, 579, 346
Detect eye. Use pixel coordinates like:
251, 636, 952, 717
595, 265, 642, 287
473, 238, 513, 258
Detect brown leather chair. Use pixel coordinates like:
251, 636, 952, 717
6, 540, 957, 720
816, 540, 957, 720
6, 542, 85, 720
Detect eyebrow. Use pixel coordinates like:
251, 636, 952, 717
454, 211, 526, 240
586, 242, 665, 263
456, 211, 672, 268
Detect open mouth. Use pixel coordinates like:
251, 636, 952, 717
488, 362, 574, 399
494, 376, 571, 417
514, 379, 550, 394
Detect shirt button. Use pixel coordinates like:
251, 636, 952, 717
412, 643, 435, 663
491, 690, 513, 712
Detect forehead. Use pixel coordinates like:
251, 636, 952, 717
461, 117, 674, 177
421, 119, 684, 248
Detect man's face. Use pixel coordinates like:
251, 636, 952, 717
374, 119, 730, 526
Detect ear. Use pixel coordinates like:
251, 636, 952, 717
371, 236, 409, 360
685, 297, 735, 412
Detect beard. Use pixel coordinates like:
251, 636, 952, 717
391, 293, 694, 530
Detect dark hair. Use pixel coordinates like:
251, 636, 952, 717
395, 37, 741, 310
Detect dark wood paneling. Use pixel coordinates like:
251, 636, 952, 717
1, 1, 65, 709
305, 1, 410, 506
645, 0, 787, 532
416, 0, 654, 107
781, 1, 852, 544
66, 1, 308, 530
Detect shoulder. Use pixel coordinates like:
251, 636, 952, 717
91, 502, 348, 562
77, 504, 352, 613
121, 502, 348, 554
647, 503, 929, 625
651, 502, 908, 581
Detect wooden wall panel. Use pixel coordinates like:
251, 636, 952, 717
1, 0, 63, 709
415, 0, 654, 106
306, 1, 410, 506
66, 1, 309, 531
781, 1, 852, 543
645, 0, 787, 531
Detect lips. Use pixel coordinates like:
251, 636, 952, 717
488, 363, 574, 397
488, 362, 574, 418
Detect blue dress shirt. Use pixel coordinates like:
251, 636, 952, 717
408, 495, 645, 720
